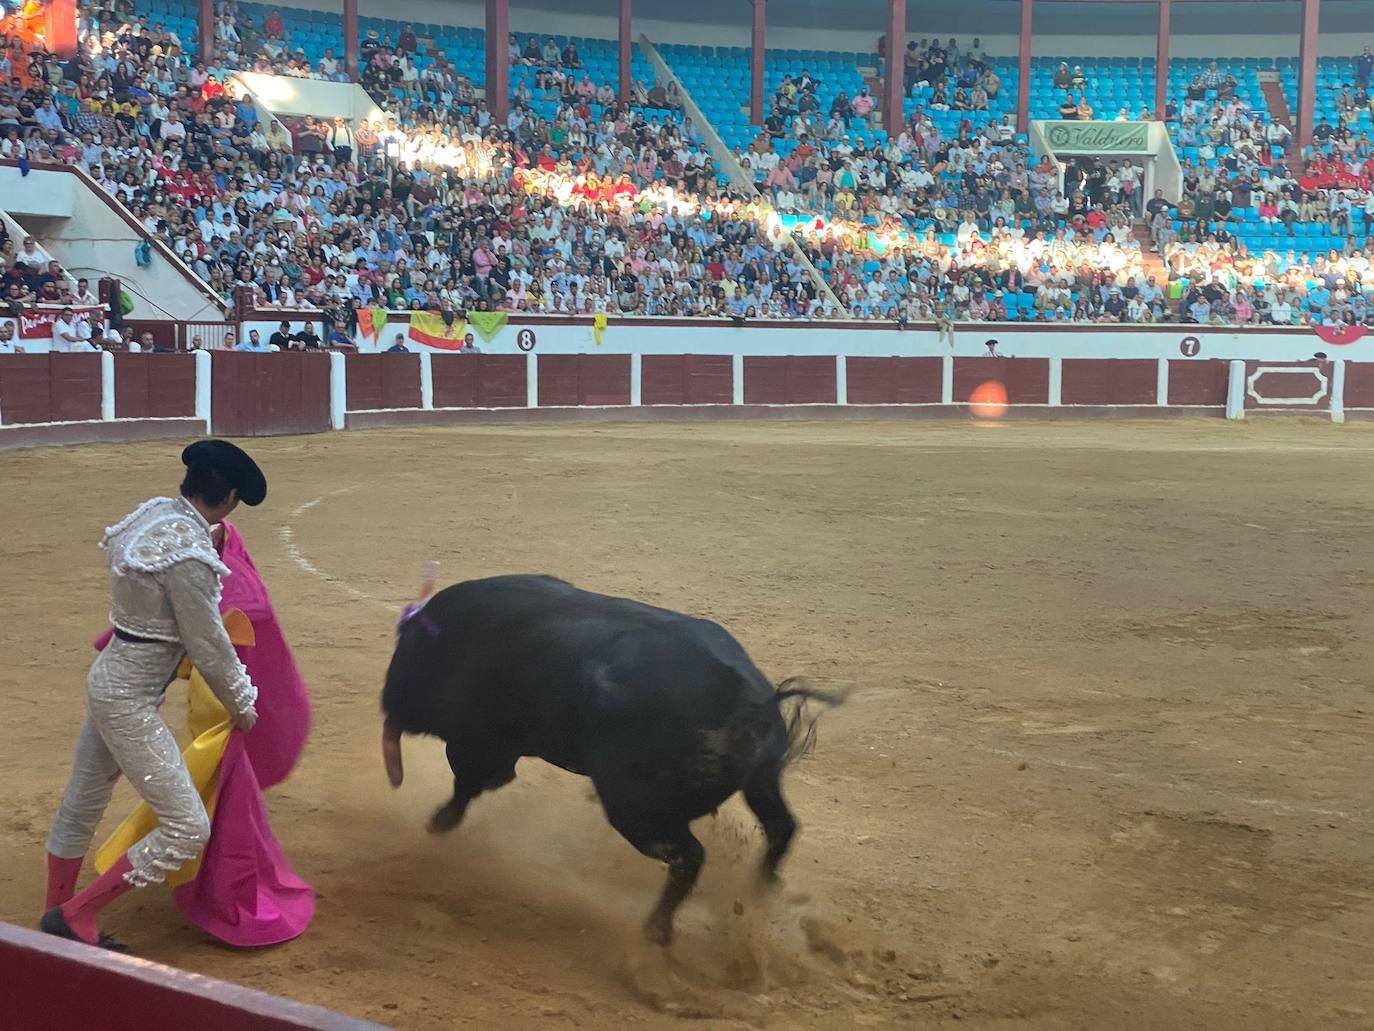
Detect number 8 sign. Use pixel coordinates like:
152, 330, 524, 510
516, 329, 537, 351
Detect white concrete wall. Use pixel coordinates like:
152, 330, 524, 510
1, 167, 224, 322
241, 314, 1353, 362
0, 168, 75, 218
233, 72, 386, 123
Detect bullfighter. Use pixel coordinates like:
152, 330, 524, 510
41, 440, 265, 950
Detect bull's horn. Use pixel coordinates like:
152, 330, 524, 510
382, 716, 405, 787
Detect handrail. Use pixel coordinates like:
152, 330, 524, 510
0, 208, 81, 295
636, 32, 849, 319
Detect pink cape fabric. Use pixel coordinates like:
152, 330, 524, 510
94, 520, 314, 947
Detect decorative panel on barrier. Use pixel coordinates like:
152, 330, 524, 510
211, 352, 331, 436
640, 355, 735, 405
743, 356, 837, 404
113, 354, 197, 419
846, 357, 943, 405
346, 353, 422, 411
1061, 359, 1158, 406
1241, 360, 1332, 414
952, 357, 1050, 405
537, 354, 631, 407
1167, 359, 1230, 406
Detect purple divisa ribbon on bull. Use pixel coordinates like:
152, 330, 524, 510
399, 559, 442, 637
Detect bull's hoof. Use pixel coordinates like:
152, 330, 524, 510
643, 915, 674, 948
427, 804, 465, 834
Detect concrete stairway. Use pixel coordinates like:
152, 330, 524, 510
1259, 72, 1294, 134
639, 32, 848, 316
1131, 220, 1178, 314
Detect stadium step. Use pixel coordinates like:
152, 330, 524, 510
1259, 78, 1294, 134
1131, 222, 1178, 315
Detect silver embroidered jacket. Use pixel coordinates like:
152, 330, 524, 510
101, 496, 257, 719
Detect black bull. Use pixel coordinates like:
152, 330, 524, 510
380, 574, 842, 945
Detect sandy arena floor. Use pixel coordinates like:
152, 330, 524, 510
2, 419, 1373, 1030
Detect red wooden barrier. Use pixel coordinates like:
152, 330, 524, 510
536, 354, 631, 406
51, 353, 104, 422
113, 354, 197, 419
0, 354, 104, 424
1342, 362, 1374, 408
346, 354, 422, 411
1167, 359, 1230, 406
640, 355, 733, 405
846, 357, 943, 404
1060, 359, 1158, 406
429, 354, 529, 408
0, 354, 57, 423
211, 352, 330, 436
952, 357, 1050, 405
430, 353, 479, 407
743, 356, 836, 404
0, 921, 386, 1030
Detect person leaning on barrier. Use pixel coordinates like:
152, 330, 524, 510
52, 308, 95, 352
235, 329, 270, 352
0, 320, 21, 353
267, 321, 292, 350
290, 321, 321, 350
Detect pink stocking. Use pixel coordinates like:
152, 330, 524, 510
59, 855, 134, 945
45, 853, 84, 910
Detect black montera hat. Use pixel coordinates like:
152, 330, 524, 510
181, 439, 267, 506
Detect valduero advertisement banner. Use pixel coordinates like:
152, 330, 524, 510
1042, 121, 1152, 154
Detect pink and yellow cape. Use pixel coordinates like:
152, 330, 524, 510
91, 520, 314, 947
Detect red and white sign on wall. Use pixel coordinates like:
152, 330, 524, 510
18, 306, 103, 340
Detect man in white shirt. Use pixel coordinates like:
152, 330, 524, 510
0, 320, 21, 353
72, 278, 99, 305
51, 309, 95, 352
104, 324, 129, 350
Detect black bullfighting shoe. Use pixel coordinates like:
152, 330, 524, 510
40, 907, 130, 953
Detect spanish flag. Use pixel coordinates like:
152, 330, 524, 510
408, 311, 467, 350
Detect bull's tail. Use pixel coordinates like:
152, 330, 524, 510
382, 715, 405, 787
774, 677, 848, 765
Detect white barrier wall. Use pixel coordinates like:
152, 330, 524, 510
240, 315, 1372, 363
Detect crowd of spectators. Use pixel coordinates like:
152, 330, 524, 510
1152, 56, 1374, 325
1, 0, 1373, 329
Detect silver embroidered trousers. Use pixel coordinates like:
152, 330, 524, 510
47, 639, 212, 888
